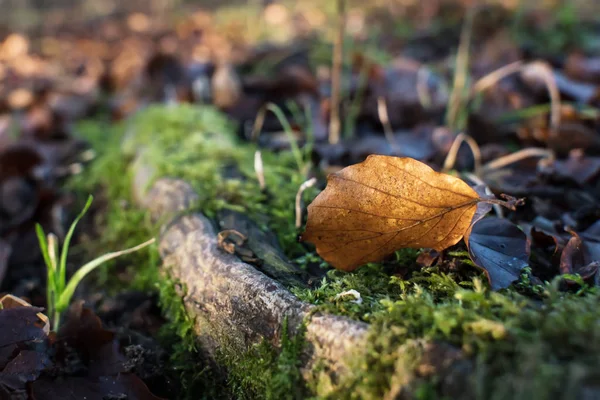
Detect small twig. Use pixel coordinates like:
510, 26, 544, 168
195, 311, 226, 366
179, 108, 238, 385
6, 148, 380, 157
482, 147, 554, 174
442, 132, 482, 175
329, 0, 346, 144
376, 96, 397, 150
472, 60, 524, 94
254, 150, 266, 191
295, 178, 317, 229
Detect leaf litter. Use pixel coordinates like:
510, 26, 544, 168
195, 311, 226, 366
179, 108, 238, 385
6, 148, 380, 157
0, 297, 162, 399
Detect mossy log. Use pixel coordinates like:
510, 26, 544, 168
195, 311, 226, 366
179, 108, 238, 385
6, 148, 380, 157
133, 167, 369, 381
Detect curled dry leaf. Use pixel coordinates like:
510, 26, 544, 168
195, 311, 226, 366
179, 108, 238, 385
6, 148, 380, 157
560, 230, 600, 285
301, 155, 480, 271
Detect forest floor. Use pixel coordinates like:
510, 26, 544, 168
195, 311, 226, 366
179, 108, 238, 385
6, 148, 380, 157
2, 1, 600, 399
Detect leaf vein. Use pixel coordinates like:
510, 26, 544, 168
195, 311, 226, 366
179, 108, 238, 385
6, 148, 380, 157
333, 175, 446, 209
311, 205, 422, 221
383, 161, 474, 199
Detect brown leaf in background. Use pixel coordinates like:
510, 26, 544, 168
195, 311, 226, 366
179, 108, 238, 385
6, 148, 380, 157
302, 155, 480, 271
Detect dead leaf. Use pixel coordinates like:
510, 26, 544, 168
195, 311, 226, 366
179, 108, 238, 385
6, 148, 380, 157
302, 155, 480, 271
31, 374, 164, 400
0, 350, 50, 390
560, 230, 600, 285
552, 149, 600, 186
466, 217, 530, 290
0, 306, 47, 350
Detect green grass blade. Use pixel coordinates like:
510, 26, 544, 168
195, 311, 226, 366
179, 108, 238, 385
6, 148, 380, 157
58, 195, 93, 293
35, 224, 56, 316
56, 238, 156, 314
446, 7, 475, 131
266, 103, 305, 174
35, 224, 52, 271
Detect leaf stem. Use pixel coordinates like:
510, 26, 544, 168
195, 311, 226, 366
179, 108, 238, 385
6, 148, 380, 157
480, 195, 525, 211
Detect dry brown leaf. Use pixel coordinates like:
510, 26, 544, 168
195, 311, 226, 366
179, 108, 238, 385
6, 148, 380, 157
302, 155, 480, 271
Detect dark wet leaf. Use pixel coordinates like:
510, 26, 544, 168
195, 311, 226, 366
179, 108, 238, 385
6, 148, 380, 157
582, 220, 600, 240
466, 217, 530, 290
529, 227, 560, 256
0, 349, 50, 389
57, 303, 125, 377
552, 149, 600, 186
0, 307, 47, 350
31, 374, 164, 400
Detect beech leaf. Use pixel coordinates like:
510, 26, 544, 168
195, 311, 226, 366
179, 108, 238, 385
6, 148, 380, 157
466, 217, 530, 290
301, 155, 480, 271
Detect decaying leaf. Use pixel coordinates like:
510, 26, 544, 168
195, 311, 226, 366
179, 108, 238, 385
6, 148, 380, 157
560, 230, 600, 285
302, 155, 480, 271
0, 296, 51, 394
466, 217, 530, 290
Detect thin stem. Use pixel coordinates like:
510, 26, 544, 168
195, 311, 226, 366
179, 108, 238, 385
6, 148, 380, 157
442, 132, 482, 175
482, 147, 554, 174
472, 60, 524, 95
329, 0, 346, 144
52, 309, 61, 332
303, 99, 314, 157
521, 61, 561, 137
463, 172, 503, 218
265, 103, 306, 175
480, 197, 525, 211
295, 178, 317, 228
377, 96, 397, 151
250, 105, 267, 142
446, 6, 475, 131
345, 44, 371, 139
254, 150, 265, 191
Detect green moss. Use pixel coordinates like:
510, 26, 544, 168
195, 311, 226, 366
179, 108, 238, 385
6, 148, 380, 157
292, 249, 484, 322
220, 318, 307, 400
70, 106, 314, 399
122, 104, 317, 257
68, 117, 160, 290
317, 278, 600, 400
157, 277, 229, 399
